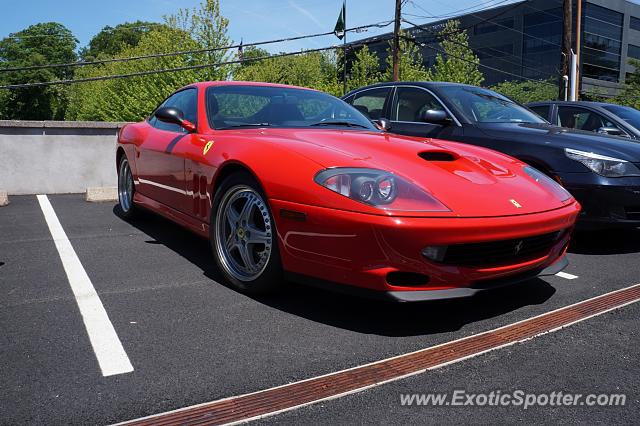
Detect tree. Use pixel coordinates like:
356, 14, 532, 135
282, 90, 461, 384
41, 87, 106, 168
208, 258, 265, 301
383, 35, 430, 82
430, 20, 484, 86
66, 27, 205, 122
0, 22, 78, 120
239, 46, 270, 65
235, 51, 341, 96
346, 45, 382, 92
491, 79, 558, 104
164, 0, 232, 81
81, 21, 164, 60
613, 59, 640, 109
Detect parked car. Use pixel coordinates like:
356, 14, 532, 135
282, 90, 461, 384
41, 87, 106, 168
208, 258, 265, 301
527, 100, 640, 139
117, 81, 579, 301
343, 82, 640, 228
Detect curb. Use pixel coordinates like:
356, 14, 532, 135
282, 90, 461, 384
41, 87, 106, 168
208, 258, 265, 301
86, 187, 117, 202
0, 191, 8, 206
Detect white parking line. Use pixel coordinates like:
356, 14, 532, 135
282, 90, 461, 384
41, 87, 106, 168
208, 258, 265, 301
556, 272, 579, 280
37, 195, 133, 377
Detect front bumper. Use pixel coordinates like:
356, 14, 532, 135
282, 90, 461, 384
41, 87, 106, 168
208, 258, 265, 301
559, 172, 640, 228
287, 256, 568, 302
271, 199, 580, 299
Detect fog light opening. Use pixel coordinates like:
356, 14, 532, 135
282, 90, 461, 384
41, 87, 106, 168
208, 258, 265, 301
386, 271, 430, 287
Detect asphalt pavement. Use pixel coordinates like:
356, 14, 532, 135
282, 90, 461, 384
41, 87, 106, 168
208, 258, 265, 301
1, 194, 638, 425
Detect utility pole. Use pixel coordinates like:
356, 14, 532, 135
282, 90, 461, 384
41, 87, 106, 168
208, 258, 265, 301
392, 0, 402, 81
560, 0, 572, 100
575, 0, 582, 100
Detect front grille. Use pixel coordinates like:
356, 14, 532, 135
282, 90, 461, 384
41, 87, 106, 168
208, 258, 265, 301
624, 206, 640, 220
440, 231, 562, 267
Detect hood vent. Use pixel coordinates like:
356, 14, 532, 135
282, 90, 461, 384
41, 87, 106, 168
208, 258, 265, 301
418, 151, 458, 162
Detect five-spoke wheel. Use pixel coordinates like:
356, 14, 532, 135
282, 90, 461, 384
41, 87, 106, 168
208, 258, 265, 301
118, 156, 136, 218
211, 173, 281, 293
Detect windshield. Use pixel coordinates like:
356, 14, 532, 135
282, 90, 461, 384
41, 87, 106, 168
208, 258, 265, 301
602, 105, 640, 130
206, 85, 377, 130
437, 86, 547, 124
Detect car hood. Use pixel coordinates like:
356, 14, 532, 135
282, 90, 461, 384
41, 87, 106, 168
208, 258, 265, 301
230, 128, 572, 217
475, 122, 640, 162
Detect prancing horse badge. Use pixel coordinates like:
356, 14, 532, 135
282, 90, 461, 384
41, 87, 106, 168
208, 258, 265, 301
510, 199, 522, 208
203, 140, 214, 155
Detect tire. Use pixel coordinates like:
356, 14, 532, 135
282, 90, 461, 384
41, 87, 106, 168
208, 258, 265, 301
117, 155, 137, 219
210, 172, 282, 295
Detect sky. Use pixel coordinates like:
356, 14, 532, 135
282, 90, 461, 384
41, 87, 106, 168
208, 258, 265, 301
0, 0, 527, 53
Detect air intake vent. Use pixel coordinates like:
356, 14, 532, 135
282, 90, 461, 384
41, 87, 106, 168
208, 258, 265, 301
418, 151, 458, 162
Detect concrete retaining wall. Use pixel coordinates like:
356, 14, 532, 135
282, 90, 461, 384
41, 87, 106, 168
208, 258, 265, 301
0, 120, 129, 195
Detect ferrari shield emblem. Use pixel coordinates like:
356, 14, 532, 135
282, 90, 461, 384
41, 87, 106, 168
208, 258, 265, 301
510, 199, 522, 208
203, 140, 214, 155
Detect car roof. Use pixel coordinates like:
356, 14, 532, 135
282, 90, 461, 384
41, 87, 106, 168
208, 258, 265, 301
180, 81, 319, 92
527, 100, 620, 108
343, 81, 479, 97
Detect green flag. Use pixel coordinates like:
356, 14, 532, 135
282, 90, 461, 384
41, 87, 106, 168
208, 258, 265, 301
334, 1, 346, 40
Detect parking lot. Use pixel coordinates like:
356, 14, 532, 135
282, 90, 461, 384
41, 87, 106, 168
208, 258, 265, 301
1, 194, 639, 425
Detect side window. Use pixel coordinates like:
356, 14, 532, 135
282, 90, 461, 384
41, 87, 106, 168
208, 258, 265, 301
557, 106, 617, 132
529, 105, 550, 121
350, 87, 390, 120
392, 87, 444, 122
151, 88, 198, 133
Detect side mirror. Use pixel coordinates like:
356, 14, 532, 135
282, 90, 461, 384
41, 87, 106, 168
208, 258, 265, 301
596, 126, 623, 136
419, 109, 451, 125
155, 106, 196, 133
374, 118, 391, 131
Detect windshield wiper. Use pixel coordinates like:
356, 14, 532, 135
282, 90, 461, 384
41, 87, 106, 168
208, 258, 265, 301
310, 120, 369, 128
217, 123, 271, 129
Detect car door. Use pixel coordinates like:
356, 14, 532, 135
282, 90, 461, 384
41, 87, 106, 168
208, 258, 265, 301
556, 105, 629, 137
136, 88, 198, 211
345, 86, 392, 121
388, 86, 456, 138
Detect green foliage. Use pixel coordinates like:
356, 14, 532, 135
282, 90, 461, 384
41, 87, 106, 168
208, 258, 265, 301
347, 45, 382, 92
383, 35, 431, 82
431, 20, 483, 86
66, 27, 205, 121
81, 21, 164, 60
613, 59, 640, 109
164, 0, 232, 81
240, 46, 270, 64
491, 79, 558, 104
0, 22, 78, 120
235, 51, 341, 96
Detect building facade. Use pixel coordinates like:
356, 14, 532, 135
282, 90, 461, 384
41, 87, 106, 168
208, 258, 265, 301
354, 0, 640, 97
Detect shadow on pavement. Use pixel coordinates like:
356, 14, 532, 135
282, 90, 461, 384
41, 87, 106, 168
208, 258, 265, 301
569, 227, 640, 255
116, 206, 557, 337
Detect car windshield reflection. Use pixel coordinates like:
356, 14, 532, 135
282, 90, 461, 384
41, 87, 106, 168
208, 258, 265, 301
438, 86, 547, 124
206, 85, 377, 131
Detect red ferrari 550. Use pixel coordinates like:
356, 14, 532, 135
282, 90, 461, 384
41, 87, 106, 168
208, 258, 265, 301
116, 82, 580, 301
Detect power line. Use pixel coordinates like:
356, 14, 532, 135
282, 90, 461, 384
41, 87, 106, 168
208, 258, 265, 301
402, 18, 558, 79
406, 0, 515, 20
407, 0, 561, 49
399, 29, 557, 87
0, 36, 390, 90
0, 21, 393, 74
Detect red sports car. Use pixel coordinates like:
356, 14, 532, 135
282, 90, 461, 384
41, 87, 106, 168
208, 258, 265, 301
116, 82, 580, 301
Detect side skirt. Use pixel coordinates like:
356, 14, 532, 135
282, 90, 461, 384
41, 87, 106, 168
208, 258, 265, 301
133, 192, 210, 239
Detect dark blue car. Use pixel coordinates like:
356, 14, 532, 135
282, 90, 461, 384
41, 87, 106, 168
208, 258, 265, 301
343, 82, 640, 228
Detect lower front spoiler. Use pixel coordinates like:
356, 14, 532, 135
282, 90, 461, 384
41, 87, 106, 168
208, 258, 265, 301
286, 256, 568, 303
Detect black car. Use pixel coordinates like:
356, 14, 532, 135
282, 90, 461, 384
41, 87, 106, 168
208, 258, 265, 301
342, 82, 640, 228
527, 100, 640, 139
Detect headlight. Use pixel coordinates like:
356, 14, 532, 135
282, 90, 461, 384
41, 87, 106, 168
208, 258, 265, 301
523, 166, 573, 202
314, 168, 450, 212
564, 148, 640, 177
